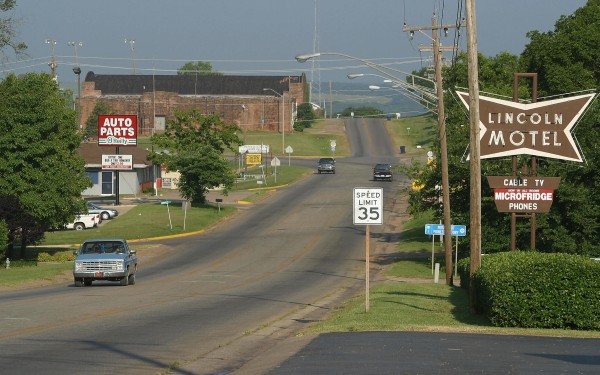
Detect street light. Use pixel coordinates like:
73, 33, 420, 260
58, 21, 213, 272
364, 79, 438, 113
296, 51, 436, 90
68, 41, 83, 130
262, 88, 286, 154
124, 38, 136, 74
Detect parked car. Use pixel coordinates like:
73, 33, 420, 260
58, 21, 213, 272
87, 202, 119, 221
318, 157, 336, 174
373, 163, 393, 181
65, 213, 99, 230
73, 238, 138, 287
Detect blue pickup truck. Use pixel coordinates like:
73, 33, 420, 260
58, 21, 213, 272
73, 239, 138, 287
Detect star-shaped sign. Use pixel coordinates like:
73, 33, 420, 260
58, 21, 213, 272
457, 92, 596, 162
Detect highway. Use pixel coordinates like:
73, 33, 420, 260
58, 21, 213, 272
0, 117, 404, 374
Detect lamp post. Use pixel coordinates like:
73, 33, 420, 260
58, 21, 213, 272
365, 81, 438, 113
296, 52, 436, 91
347, 72, 437, 100
68, 41, 83, 130
124, 38, 136, 74
262, 88, 286, 154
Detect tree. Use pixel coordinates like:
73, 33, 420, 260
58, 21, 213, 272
177, 61, 223, 76
0, 73, 91, 258
0, 0, 27, 61
295, 103, 316, 131
339, 106, 385, 118
520, 2, 600, 96
404, 1, 600, 258
150, 109, 242, 205
84, 101, 114, 140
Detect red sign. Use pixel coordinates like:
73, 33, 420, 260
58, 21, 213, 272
98, 115, 138, 146
487, 176, 561, 213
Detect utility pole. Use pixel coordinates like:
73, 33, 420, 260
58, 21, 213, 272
45, 39, 57, 80
403, 16, 463, 286
465, 0, 482, 310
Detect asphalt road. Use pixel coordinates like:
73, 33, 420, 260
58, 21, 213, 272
0, 118, 403, 374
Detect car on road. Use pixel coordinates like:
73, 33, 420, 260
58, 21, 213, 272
318, 157, 336, 174
373, 163, 393, 181
87, 202, 119, 221
73, 238, 138, 287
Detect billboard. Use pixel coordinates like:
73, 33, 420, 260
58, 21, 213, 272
98, 115, 138, 146
101, 154, 133, 170
456, 92, 595, 162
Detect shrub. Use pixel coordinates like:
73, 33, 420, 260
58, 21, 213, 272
37, 251, 76, 263
470, 251, 600, 330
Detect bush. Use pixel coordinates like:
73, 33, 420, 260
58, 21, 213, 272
37, 251, 76, 263
468, 252, 600, 330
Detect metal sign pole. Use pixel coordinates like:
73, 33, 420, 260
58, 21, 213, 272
365, 224, 370, 313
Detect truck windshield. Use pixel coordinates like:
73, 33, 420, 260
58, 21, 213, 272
82, 242, 125, 254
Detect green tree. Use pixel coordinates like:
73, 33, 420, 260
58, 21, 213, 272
295, 102, 315, 131
339, 106, 385, 118
405, 2, 600, 258
520, 2, 600, 96
0, 73, 91, 258
0, 0, 27, 61
84, 101, 114, 140
0, 219, 7, 259
150, 109, 242, 205
177, 61, 223, 76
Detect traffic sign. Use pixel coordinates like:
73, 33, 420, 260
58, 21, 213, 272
425, 224, 467, 236
353, 188, 383, 225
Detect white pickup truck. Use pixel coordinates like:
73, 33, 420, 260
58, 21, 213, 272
65, 213, 99, 230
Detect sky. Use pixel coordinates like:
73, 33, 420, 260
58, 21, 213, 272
2, 0, 588, 90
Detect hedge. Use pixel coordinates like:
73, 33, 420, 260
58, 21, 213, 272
459, 252, 600, 330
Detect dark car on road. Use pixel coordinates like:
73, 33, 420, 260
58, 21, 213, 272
318, 157, 336, 174
373, 163, 393, 181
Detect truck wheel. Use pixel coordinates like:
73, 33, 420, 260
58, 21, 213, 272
74, 222, 85, 231
120, 270, 130, 286
128, 273, 136, 285
74, 279, 83, 287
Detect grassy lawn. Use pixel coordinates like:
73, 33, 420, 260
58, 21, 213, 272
239, 119, 351, 158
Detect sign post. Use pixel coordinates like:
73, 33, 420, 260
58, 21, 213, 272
353, 188, 383, 313
271, 156, 280, 183
98, 115, 138, 206
425, 224, 467, 275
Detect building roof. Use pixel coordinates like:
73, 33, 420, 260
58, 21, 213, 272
79, 142, 152, 168
84, 72, 305, 96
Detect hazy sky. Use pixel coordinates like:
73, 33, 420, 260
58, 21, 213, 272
2, 0, 587, 85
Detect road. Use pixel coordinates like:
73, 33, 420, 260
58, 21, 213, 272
0, 118, 403, 374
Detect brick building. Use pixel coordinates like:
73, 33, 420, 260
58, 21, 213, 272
80, 72, 307, 136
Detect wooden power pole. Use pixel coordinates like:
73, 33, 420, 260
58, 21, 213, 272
403, 16, 463, 286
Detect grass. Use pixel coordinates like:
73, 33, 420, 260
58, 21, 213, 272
385, 114, 437, 158
0, 262, 72, 287
232, 165, 313, 192
42, 201, 237, 245
242, 118, 351, 158
299, 207, 600, 339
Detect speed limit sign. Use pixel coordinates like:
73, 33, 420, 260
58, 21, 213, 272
353, 188, 383, 225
